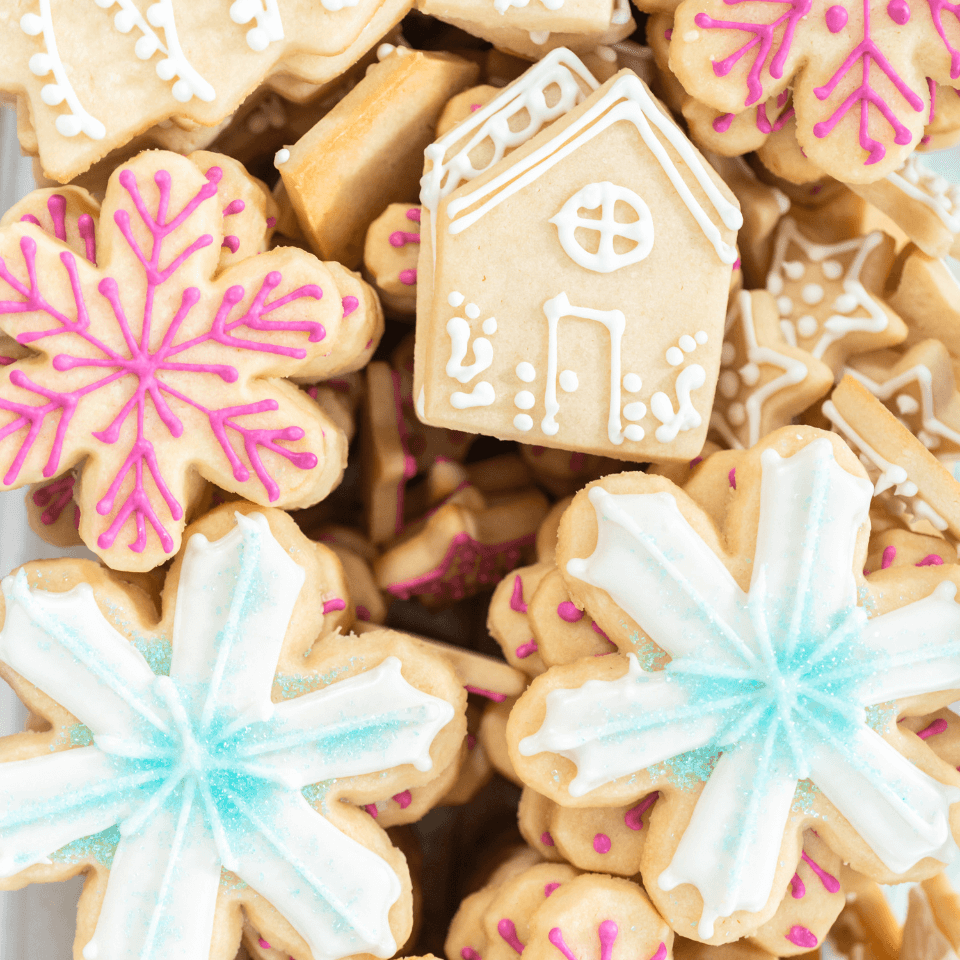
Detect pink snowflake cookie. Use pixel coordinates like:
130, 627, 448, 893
0, 150, 375, 571
669, 0, 960, 181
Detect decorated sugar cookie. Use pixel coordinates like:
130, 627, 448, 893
668, 0, 960, 182
364, 204, 423, 316
0, 504, 466, 960
0, 151, 379, 571
416, 65, 741, 462
508, 427, 960, 949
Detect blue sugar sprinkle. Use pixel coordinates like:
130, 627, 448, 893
51, 826, 120, 867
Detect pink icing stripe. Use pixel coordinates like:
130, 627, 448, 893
540, 831, 555, 846
322, 598, 346, 614
222, 235, 240, 254
917, 554, 944, 566
364, 803, 378, 818
462, 949, 483, 960
557, 601, 583, 622
790, 872, 805, 898
591, 621, 612, 643
399, 268, 417, 286
0, 356, 15, 366
801, 851, 840, 891
624, 791, 658, 830
689, 456, 704, 467
918, 717, 948, 739
728, 468, 737, 489
465, 684, 506, 702
713, 112, 736, 132
223, 199, 246, 217
881, 545, 896, 569
392, 789, 412, 808
342, 296, 359, 316
593, 833, 611, 853
732, 257, 741, 271
510, 574, 528, 613
786, 926, 818, 948
928, 76, 937, 122
389, 230, 420, 248
32, 473, 75, 524
544, 882, 560, 897
498, 918, 524, 954
259, 937, 272, 949
516, 639, 539, 659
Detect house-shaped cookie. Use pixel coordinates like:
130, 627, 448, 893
415, 68, 742, 461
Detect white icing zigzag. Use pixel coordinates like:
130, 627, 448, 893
519, 439, 960, 938
0, 512, 455, 960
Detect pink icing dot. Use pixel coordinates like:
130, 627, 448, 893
462, 949, 483, 960
593, 833, 611, 854
544, 882, 560, 897
266, 216, 277, 229
322, 598, 346, 615
470, 103, 483, 112
728, 468, 736, 489
222, 235, 240, 254
406, 208, 421, 222
887, 0, 910, 23
881, 545, 896, 569
713, 113, 735, 133
786, 926, 818, 949
467, 733, 477, 750
825, 4, 848, 30
356, 604, 371, 621
790, 872, 805, 898
259, 938, 272, 949
624, 792, 658, 830
364, 803, 378, 818
732, 257, 741, 271
516, 639, 539, 659
498, 918, 524, 955
557, 601, 583, 622
540, 831, 555, 846
664, 27, 673, 38
917, 554, 944, 566
399, 268, 417, 286
342, 296, 359, 316
393, 789, 412, 808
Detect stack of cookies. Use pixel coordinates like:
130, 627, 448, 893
2, 3, 960, 960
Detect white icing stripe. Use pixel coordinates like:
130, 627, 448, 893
650, 364, 706, 443
451, 381, 495, 408
887, 155, 960, 234
230, 0, 285, 49
822, 400, 911, 495
446, 316, 493, 383
446, 73, 742, 264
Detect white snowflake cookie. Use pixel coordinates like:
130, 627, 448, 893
0, 503, 466, 960
507, 427, 960, 952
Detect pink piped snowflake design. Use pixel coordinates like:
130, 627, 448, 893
670, 0, 960, 180
0, 151, 358, 571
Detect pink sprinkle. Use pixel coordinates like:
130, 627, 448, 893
516, 639, 538, 659
510, 574, 528, 613
393, 790, 412, 808
498, 918, 524, 954
624, 792, 658, 830
919, 717, 949, 739
322, 598, 346, 615
790, 872, 806, 898
881, 545, 896, 569
544, 882, 560, 897
266, 216, 277, 228
728, 468, 736, 489
259, 938, 272, 950
540, 831, 555, 846
786, 926, 818, 949
342, 296, 359, 316
462, 949, 483, 960
465, 685, 506, 702
364, 804, 378, 818
470, 103, 483, 112
917, 554, 944, 566
593, 833, 612, 854
399, 268, 417, 286
557, 601, 583, 623
356, 604, 371, 621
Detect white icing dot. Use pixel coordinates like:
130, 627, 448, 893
559, 370, 578, 393
739, 362, 760, 387
834, 293, 858, 313
624, 401, 646, 420
514, 414, 534, 431
728, 402, 746, 426
448, 291, 465, 307
465, 303, 480, 319
624, 424, 645, 441
784, 260, 805, 280
482, 317, 497, 335
666, 346, 684, 366
896, 393, 920, 415
274, 148, 290, 166
20, 12, 43, 34
515, 390, 535, 410
777, 296, 794, 317
529, 29, 550, 43
720, 342, 736, 366
29, 52, 52, 76
679, 334, 697, 352
376, 43, 396, 59
695, 330, 708, 344
623, 373, 642, 392
801, 283, 824, 305
796, 315, 819, 338
517, 362, 536, 382
822, 259, 843, 280
767, 273, 784, 296
597, 45, 617, 61
719, 371, 740, 398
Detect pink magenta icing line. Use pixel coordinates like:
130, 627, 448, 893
918, 717, 949, 739
389, 230, 420, 248
322, 598, 346, 614
22, 195, 97, 265
917, 554, 944, 566
928, 76, 937, 122
713, 112, 735, 133
223, 199, 245, 217
540, 831, 555, 846
624, 791, 658, 830
259, 937, 272, 949
222, 235, 241, 254
881, 545, 896, 569
392, 789, 412, 808
498, 918, 525, 954
733, 257, 742, 271
516, 639, 539, 659
32, 472, 75, 524
383, 530, 535, 602
510, 574, 528, 613
544, 882, 560, 897
363, 803, 378, 818
464, 684, 507, 702
728, 467, 737, 489
801, 851, 840, 892
557, 601, 583, 622
548, 923, 664, 960
462, 949, 483, 960
786, 926, 818, 948
790, 872, 805, 898
593, 833, 611, 853
0, 164, 324, 554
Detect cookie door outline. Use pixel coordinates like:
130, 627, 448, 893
541, 292, 626, 444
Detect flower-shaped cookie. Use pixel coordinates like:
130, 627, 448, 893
0, 150, 374, 571
0, 504, 466, 960
508, 427, 960, 949
669, 0, 960, 181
